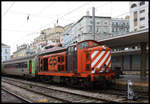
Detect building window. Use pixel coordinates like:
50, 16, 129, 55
134, 28, 137, 32
96, 27, 99, 33
140, 17, 145, 21
88, 26, 92, 33
5, 49, 8, 54
140, 9, 145, 13
116, 23, 118, 26
90, 21, 92, 24
140, 26, 145, 28
140, 1, 145, 6
112, 22, 114, 26
131, 3, 137, 8
112, 28, 114, 32
134, 11, 137, 16
134, 18, 137, 22
5, 56, 7, 60
123, 23, 125, 26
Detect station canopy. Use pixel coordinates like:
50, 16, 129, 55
99, 28, 149, 48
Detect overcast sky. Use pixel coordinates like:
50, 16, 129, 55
2, 1, 130, 55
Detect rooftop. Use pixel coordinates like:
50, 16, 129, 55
2, 43, 10, 47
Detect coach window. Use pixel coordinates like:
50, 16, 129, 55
23, 62, 27, 68
16, 63, 19, 68
19, 63, 22, 68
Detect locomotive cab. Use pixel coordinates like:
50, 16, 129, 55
77, 40, 101, 73
77, 40, 114, 81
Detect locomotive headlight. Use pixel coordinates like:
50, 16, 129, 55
99, 68, 105, 73
102, 45, 106, 49
91, 68, 95, 74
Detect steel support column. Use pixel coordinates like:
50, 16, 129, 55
140, 42, 146, 80
129, 55, 132, 71
120, 55, 124, 71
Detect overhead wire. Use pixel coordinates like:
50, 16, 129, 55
5, 2, 131, 47
7, 2, 55, 19
22, 2, 91, 38
4, 2, 112, 46
2, 29, 32, 32
17, 2, 91, 45
3, 2, 15, 16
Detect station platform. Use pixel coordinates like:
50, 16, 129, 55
112, 74, 149, 92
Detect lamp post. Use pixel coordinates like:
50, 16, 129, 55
92, 7, 95, 40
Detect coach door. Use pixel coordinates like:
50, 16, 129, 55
29, 60, 32, 74
67, 45, 77, 73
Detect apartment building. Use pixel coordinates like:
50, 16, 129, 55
129, 1, 149, 32
2, 43, 10, 62
112, 18, 129, 36
63, 16, 112, 47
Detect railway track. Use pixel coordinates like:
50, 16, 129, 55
2, 77, 127, 103
2, 88, 32, 103
2, 78, 105, 103
2, 76, 148, 103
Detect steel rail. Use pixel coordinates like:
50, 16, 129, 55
2, 87, 33, 103
2, 80, 73, 103
2, 77, 124, 103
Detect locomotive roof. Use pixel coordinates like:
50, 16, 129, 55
38, 47, 67, 56
3, 54, 38, 63
3, 47, 67, 63
3, 40, 102, 64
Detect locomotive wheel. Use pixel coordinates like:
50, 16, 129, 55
65, 77, 71, 86
82, 79, 94, 89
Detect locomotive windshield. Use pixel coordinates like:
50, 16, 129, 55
78, 41, 89, 49
78, 40, 99, 49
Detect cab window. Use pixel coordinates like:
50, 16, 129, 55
78, 41, 89, 49
92, 42, 99, 47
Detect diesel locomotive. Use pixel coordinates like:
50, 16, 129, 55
2, 40, 115, 87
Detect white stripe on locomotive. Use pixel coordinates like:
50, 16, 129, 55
91, 51, 105, 68
91, 51, 99, 59
96, 51, 110, 68
105, 56, 111, 67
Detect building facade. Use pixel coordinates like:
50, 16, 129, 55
60, 23, 73, 46
129, 1, 149, 32
112, 18, 129, 36
2, 43, 10, 62
13, 44, 31, 58
32, 25, 65, 53
63, 16, 112, 47
63, 16, 129, 47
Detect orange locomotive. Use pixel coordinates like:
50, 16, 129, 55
37, 40, 115, 87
